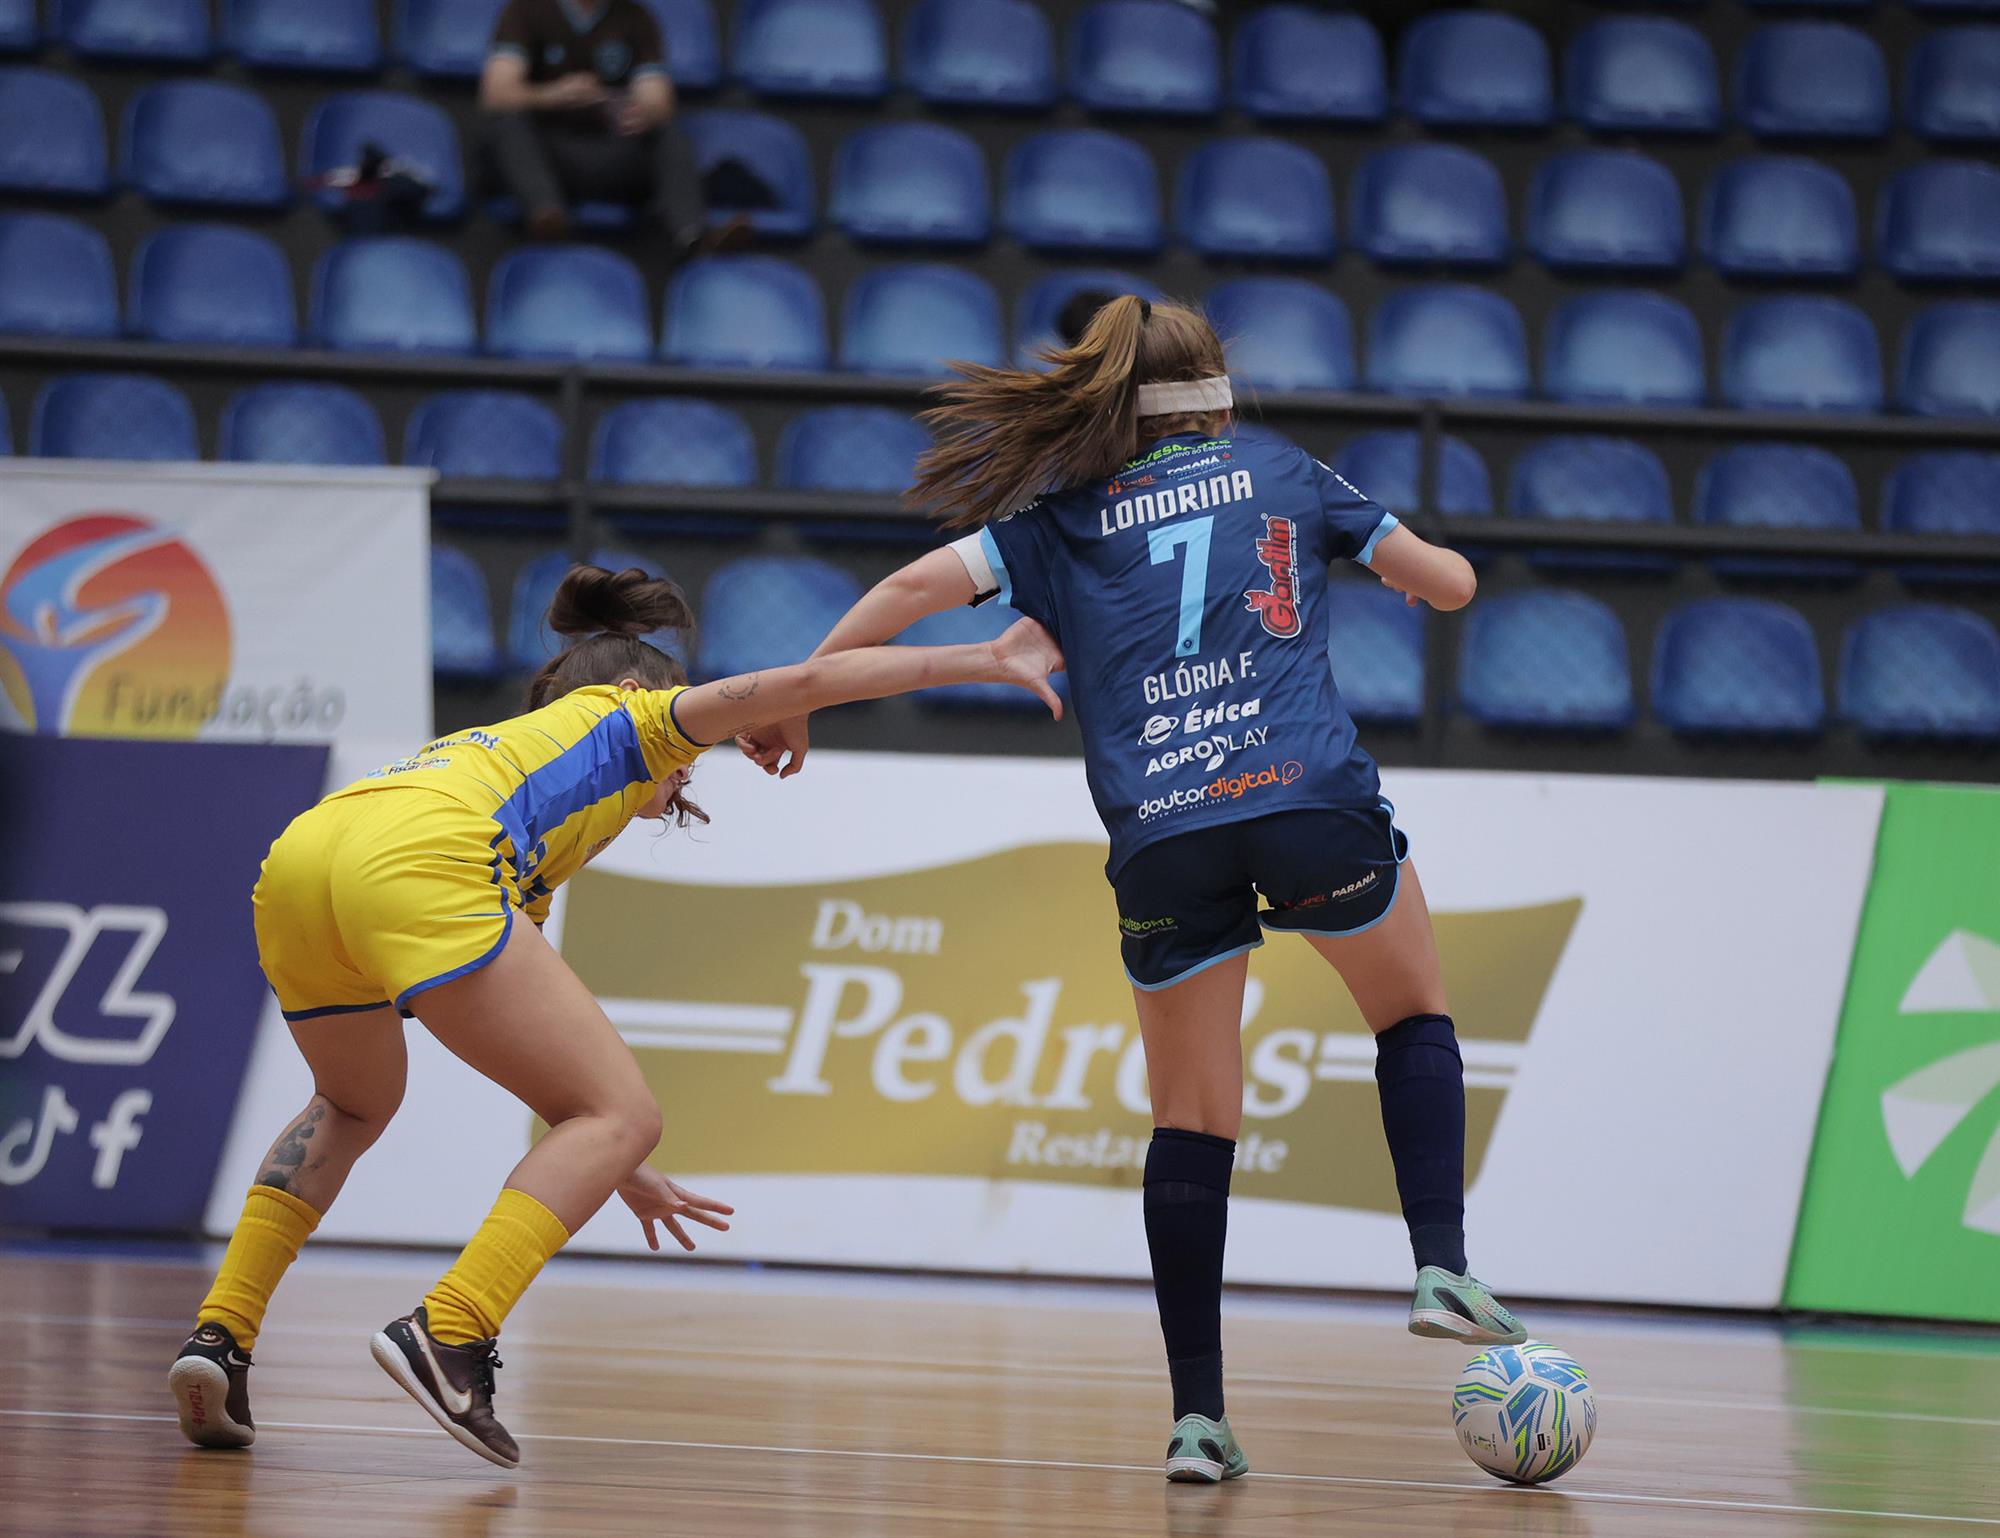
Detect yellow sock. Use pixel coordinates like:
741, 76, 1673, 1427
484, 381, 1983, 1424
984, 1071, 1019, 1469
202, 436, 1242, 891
196, 1185, 322, 1352
423, 1188, 572, 1346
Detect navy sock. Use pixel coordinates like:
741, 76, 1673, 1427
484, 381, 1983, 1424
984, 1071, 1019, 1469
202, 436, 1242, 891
1143, 1127, 1234, 1421
1373, 1013, 1468, 1276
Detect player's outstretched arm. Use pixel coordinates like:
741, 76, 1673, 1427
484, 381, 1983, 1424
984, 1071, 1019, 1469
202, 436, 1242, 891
1368, 525, 1478, 612
675, 618, 1063, 746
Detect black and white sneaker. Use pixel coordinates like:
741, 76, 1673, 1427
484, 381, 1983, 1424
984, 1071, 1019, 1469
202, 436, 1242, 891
169, 1322, 255, 1449
370, 1305, 519, 1469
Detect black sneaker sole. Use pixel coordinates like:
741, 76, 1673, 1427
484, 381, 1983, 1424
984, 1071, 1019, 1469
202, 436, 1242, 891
368, 1330, 519, 1469
168, 1356, 252, 1449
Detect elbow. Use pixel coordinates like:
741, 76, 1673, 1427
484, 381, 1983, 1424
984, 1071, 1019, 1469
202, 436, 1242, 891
1437, 563, 1477, 613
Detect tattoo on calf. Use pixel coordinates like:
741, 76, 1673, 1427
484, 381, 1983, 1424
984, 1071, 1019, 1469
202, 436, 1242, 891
257, 1100, 327, 1193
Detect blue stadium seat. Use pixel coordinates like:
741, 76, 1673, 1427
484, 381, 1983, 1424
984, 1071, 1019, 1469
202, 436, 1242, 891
221, 383, 386, 466
734, 0, 887, 100
397, 0, 508, 78
1003, 130, 1163, 254
1457, 591, 1634, 731
1013, 269, 1163, 365
831, 122, 988, 246
1879, 162, 2000, 281
124, 83, 287, 211
1366, 286, 1529, 399
1840, 605, 2000, 741
224, 0, 382, 73
661, 255, 828, 370
1399, 10, 1552, 127
1349, 144, 1507, 268
1327, 580, 1425, 724
1069, 0, 1219, 116
312, 237, 476, 354
1177, 138, 1335, 262
129, 226, 297, 348
1565, 18, 1721, 134
778, 407, 930, 493
1908, 27, 2000, 143
507, 548, 688, 672
1652, 599, 1825, 737
591, 399, 756, 486
1332, 430, 1493, 519
697, 557, 864, 680
0, 213, 117, 339
901, 0, 1055, 109
1543, 292, 1706, 407
1232, 4, 1386, 123
1885, 452, 2000, 539
1737, 23, 1889, 138
683, 109, 815, 239
59, 0, 209, 60
1528, 150, 1684, 273
643, 0, 722, 91
1206, 278, 1353, 394
0, 67, 108, 196
1900, 302, 2000, 418
431, 545, 502, 682
1722, 297, 1882, 412
1701, 156, 1858, 278
486, 247, 651, 362
405, 391, 562, 480
898, 598, 1049, 710
1510, 435, 1674, 574
31, 373, 198, 461
841, 264, 1002, 377
302, 92, 465, 221
0, 0, 36, 52
1698, 442, 1861, 579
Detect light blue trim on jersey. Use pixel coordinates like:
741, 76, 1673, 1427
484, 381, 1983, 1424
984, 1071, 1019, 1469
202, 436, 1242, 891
396, 902, 515, 1013
1126, 936, 1265, 993
1355, 512, 1401, 568
491, 704, 650, 872
979, 526, 1015, 609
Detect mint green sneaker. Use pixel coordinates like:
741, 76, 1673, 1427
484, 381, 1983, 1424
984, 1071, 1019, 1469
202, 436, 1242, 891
1165, 1413, 1249, 1483
1409, 1266, 1527, 1345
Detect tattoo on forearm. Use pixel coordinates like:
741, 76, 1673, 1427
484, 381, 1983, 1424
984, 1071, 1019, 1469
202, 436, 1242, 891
257, 1099, 327, 1193
717, 674, 760, 702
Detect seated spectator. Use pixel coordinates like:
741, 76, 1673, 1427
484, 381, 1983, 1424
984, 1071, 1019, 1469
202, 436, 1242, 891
479, 0, 742, 252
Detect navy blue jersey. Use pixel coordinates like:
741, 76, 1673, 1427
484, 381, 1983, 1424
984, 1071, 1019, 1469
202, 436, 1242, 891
959, 432, 1400, 876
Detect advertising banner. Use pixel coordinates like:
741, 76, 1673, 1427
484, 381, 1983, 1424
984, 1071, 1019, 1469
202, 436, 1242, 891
215, 753, 1882, 1309
1786, 783, 2000, 1323
0, 734, 328, 1231
0, 460, 431, 746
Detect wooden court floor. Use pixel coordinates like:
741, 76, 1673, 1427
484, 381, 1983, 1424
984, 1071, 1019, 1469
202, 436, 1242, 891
1, 1247, 1994, 1538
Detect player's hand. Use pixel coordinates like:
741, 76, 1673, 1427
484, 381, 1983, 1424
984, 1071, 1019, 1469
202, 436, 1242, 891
1380, 575, 1421, 607
545, 71, 608, 109
989, 617, 1066, 719
737, 714, 810, 778
612, 96, 652, 135
617, 1165, 734, 1253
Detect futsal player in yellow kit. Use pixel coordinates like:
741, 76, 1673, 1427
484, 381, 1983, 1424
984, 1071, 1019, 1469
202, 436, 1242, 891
169, 564, 1064, 1468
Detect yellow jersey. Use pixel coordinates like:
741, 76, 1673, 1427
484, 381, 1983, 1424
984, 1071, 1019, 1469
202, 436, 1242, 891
326, 683, 708, 923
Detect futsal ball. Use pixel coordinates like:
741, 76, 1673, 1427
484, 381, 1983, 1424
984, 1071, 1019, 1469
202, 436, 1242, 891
1452, 1340, 1596, 1485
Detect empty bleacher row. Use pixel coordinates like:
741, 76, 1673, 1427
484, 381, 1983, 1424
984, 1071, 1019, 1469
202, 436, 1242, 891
6, 212, 2000, 413
429, 541, 2000, 742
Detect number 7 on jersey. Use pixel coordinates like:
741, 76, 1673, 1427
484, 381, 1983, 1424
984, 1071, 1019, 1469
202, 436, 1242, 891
1146, 515, 1214, 658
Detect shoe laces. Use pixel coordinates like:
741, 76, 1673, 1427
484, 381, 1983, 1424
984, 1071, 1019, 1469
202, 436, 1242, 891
469, 1342, 503, 1399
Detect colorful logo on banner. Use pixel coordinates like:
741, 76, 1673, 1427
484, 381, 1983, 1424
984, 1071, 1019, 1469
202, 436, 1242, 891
0, 734, 327, 1231
559, 849, 1580, 1208
1787, 784, 2000, 1324
0, 513, 232, 737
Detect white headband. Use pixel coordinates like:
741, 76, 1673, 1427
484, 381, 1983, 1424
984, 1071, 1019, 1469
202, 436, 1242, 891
1135, 376, 1233, 415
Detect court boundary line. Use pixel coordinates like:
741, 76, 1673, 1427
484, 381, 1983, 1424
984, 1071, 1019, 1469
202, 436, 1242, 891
11, 1310, 2000, 1432
5, 1407, 1995, 1528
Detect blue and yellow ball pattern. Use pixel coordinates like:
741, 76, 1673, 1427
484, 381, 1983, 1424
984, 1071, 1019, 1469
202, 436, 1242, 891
1452, 1340, 1597, 1484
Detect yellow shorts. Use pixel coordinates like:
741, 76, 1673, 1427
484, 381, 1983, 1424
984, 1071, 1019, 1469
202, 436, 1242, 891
253, 788, 516, 1022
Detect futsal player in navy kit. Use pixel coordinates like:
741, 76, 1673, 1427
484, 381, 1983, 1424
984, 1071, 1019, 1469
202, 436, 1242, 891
739, 297, 1526, 1482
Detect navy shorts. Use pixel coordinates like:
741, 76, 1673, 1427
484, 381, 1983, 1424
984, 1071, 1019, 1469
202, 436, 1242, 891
1112, 803, 1410, 991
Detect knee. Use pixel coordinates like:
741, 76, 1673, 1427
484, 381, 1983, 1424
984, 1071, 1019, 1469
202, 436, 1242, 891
316, 1083, 402, 1141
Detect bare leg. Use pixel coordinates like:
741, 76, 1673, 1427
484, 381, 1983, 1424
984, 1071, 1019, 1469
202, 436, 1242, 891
1132, 952, 1252, 1138
1298, 859, 1448, 1031
252, 1008, 408, 1211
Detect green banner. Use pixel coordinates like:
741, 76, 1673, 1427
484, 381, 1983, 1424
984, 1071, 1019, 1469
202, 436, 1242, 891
1787, 782, 2000, 1322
